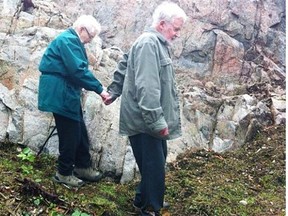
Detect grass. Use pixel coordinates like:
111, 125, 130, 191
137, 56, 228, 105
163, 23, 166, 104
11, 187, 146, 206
0, 125, 285, 215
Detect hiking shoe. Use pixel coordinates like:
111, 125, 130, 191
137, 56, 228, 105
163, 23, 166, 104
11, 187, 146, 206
134, 201, 170, 212
74, 167, 103, 182
52, 172, 84, 187
141, 210, 160, 216
133, 203, 141, 213
162, 201, 170, 209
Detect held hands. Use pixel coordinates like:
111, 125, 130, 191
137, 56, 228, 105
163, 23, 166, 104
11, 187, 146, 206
103, 94, 114, 105
100, 90, 110, 101
100, 90, 114, 105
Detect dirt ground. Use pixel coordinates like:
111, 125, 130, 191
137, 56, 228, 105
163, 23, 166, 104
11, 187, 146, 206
0, 124, 285, 215
166, 124, 286, 215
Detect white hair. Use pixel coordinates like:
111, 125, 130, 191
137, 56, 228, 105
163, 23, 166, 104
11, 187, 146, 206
152, 1, 187, 27
73, 15, 101, 36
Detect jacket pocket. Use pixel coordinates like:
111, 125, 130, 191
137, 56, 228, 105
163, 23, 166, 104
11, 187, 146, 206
38, 75, 65, 108
160, 57, 173, 82
160, 57, 172, 67
63, 83, 81, 113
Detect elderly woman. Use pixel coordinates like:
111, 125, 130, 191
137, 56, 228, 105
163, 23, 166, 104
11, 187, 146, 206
38, 15, 109, 187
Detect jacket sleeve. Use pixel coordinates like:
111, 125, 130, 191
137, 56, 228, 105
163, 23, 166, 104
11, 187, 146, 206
58, 38, 103, 94
134, 42, 167, 132
107, 52, 128, 99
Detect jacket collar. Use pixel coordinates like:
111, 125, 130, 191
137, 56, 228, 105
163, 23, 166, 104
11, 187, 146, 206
67, 28, 87, 57
145, 27, 169, 46
67, 28, 78, 36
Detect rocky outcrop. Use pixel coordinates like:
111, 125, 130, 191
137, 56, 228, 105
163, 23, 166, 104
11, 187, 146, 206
0, 0, 285, 183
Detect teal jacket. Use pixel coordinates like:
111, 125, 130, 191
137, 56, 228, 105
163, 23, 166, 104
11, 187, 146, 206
108, 28, 182, 140
38, 28, 103, 121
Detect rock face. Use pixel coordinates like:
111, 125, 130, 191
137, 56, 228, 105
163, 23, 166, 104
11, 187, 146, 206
0, 0, 285, 183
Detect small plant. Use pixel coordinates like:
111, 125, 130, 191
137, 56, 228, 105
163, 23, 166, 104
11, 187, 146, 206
33, 197, 43, 206
71, 209, 90, 216
20, 164, 34, 174
17, 147, 36, 174
17, 147, 36, 162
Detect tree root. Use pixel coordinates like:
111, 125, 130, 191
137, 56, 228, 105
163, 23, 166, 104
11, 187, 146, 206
15, 177, 65, 205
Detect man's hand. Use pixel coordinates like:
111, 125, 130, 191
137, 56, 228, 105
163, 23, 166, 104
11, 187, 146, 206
100, 90, 115, 105
100, 90, 110, 101
103, 94, 114, 105
159, 127, 169, 136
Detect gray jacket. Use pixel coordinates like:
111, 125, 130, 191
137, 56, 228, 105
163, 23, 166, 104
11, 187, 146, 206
108, 28, 182, 140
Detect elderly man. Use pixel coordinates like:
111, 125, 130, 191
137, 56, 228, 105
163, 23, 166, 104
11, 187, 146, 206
104, 2, 187, 215
38, 15, 109, 187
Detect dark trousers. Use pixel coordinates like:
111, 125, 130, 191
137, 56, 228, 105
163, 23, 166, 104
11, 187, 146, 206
53, 113, 91, 176
129, 133, 167, 212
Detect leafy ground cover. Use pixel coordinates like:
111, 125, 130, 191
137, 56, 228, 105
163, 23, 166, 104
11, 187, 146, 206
0, 125, 285, 216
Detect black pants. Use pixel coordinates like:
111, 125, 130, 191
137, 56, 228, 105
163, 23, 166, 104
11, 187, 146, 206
129, 133, 167, 212
53, 113, 91, 176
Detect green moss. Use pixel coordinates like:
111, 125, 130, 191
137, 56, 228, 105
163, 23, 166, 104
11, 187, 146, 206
0, 125, 285, 215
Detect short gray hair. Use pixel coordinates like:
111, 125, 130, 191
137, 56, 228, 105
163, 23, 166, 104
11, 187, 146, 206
152, 1, 187, 27
73, 15, 101, 36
